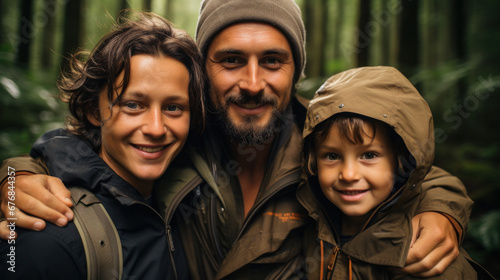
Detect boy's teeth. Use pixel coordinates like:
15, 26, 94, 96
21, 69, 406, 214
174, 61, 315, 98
137, 146, 163, 153
342, 190, 364, 195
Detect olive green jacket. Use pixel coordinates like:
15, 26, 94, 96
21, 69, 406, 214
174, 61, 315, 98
298, 66, 488, 279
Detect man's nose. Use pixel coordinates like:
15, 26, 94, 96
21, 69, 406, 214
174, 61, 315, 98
239, 58, 265, 95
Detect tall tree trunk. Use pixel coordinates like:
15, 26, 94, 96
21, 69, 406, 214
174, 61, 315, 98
0, 0, 6, 45
452, 0, 467, 100
17, 0, 34, 66
379, 0, 391, 65
397, 0, 419, 77
165, 0, 174, 22
61, 0, 84, 71
304, 0, 327, 78
143, 0, 152, 11
421, 0, 439, 70
332, 0, 344, 61
120, 0, 129, 11
356, 0, 371, 67
40, 0, 58, 70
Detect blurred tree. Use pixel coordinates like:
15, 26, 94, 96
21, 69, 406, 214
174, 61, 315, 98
40, 0, 58, 71
165, 0, 174, 22
120, 0, 130, 10
61, 0, 85, 71
0, 0, 6, 46
17, 0, 34, 66
396, 0, 419, 78
143, 0, 152, 11
356, 0, 371, 67
303, 0, 328, 78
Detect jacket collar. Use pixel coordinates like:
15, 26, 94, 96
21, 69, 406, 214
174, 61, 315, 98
30, 128, 147, 205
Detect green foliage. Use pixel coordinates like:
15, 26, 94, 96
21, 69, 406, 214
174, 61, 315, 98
463, 210, 500, 276
0, 59, 65, 162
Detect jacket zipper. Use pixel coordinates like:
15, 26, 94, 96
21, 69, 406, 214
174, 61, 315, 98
163, 175, 205, 247
110, 188, 182, 279
210, 194, 225, 262
326, 246, 340, 280
112, 176, 203, 280
162, 175, 203, 280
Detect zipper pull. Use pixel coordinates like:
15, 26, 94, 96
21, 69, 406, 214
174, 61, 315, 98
326, 246, 339, 279
166, 225, 175, 252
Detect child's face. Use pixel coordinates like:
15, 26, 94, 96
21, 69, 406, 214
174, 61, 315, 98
315, 121, 397, 218
90, 54, 190, 194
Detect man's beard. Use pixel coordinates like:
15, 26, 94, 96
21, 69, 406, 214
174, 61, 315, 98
213, 92, 287, 146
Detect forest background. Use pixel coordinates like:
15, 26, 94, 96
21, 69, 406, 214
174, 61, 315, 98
0, 0, 499, 277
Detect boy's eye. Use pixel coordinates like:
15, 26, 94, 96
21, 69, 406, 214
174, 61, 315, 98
166, 105, 181, 111
362, 152, 377, 159
123, 102, 140, 110
165, 104, 184, 116
326, 153, 339, 161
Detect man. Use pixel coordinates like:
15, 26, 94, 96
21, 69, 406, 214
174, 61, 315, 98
0, 0, 472, 279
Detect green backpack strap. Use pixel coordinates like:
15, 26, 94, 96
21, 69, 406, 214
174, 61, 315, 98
69, 186, 123, 280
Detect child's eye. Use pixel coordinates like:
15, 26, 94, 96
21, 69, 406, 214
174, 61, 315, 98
326, 153, 339, 161
361, 152, 377, 159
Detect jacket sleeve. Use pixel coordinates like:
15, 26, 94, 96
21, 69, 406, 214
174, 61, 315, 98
0, 155, 49, 185
0, 226, 85, 280
416, 166, 473, 241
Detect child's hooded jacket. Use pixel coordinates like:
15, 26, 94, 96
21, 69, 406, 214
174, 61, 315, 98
298, 66, 491, 279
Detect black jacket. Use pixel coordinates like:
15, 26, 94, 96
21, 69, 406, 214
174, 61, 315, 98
0, 129, 188, 280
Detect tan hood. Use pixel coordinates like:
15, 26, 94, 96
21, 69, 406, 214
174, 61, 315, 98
304, 66, 435, 182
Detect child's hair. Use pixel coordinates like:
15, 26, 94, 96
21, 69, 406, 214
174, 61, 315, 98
58, 10, 206, 151
303, 113, 414, 179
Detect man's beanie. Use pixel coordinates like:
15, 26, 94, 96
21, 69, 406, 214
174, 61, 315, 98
196, 0, 306, 83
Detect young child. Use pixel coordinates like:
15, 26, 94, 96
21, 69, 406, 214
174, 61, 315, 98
0, 11, 204, 279
298, 66, 492, 279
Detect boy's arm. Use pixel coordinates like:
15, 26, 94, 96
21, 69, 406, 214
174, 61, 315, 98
402, 165, 473, 277
0, 156, 73, 240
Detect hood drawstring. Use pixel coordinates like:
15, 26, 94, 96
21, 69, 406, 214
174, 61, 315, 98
348, 256, 352, 280
320, 240, 324, 280
326, 246, 339, 280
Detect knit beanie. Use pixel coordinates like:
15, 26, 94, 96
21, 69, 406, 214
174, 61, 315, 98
196, 0, 306, 83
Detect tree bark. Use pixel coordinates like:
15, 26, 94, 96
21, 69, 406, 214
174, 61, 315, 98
356, 0, 371, 67
40, 0, 58, 70
16, 0, 34, 66
61, 0, 84, 71
397, 0, 419, 77
304, 0, 327, 78
332, 0, 344, 61
143, 0, 152, 11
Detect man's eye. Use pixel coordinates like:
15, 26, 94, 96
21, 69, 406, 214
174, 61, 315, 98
263, 57, 283, 69
265, 58, 279, 64
223, 57, 239, 64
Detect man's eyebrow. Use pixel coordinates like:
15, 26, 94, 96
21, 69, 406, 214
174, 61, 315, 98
263, 48, 291, 56
211, 48, 291, 57
212, 49, 243, 57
